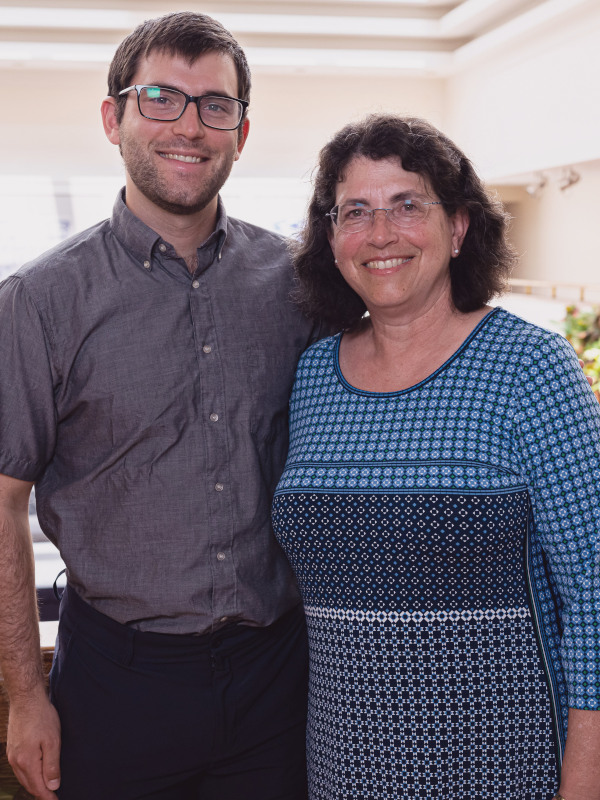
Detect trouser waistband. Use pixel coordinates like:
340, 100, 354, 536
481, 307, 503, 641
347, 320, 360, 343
59, 584, 302, 660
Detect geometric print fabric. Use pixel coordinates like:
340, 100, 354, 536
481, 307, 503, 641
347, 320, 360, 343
306, 612, 555, 799
273, 490, 530, 611
273, 489, 558, 798
272, 308, 600, 797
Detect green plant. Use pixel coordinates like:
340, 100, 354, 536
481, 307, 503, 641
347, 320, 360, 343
561, 304, 600, 395
581, 346, 600, 394
561, 304, 600, 354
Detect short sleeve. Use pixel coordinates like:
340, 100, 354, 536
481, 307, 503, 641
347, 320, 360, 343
0, 276, 57, 481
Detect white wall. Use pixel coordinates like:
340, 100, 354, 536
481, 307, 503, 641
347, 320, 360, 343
445, 2, 600, 178
1, 66, 444, 182
497, 160, 600, 295
3, 67, 113, 177
444, 2, 600, 289
239, 71, 445, 181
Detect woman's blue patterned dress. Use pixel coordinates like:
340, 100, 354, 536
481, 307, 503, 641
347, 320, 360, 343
272, 308, 600, 799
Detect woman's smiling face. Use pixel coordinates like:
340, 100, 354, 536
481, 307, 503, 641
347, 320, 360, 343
328, 156, 469, 323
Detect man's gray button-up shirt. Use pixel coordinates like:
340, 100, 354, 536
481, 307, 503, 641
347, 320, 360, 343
0, 190, 321, 633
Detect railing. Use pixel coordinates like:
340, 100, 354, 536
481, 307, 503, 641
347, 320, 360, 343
508, 278, 600, 304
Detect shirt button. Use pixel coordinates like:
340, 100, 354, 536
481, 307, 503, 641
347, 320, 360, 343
219, 616, 228, 623
143, 260, 150, 269
210, 413, 219, 422
216, 552, 226, 561
215, 482, 224, 492
192, 280, 200, 289
158, 243, 167, 253
202, 345, 212, 354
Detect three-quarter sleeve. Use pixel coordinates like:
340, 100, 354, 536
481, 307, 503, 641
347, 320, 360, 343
514, 331, 600, 709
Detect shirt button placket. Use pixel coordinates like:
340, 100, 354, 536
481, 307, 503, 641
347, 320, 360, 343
189, 270, 234, 623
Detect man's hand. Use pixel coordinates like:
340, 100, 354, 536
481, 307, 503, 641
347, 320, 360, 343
7, 687, 61, 800
579, 358, 594, 387
0, 472, 58, 798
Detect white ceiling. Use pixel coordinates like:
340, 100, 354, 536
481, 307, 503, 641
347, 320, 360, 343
0, 0, 593, 76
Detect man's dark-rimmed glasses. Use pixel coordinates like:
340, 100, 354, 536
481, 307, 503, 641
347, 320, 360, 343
119, 85, 249, 131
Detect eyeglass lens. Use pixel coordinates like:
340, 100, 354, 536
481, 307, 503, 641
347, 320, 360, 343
139, 87, 243, 129
333, 200, 434, 231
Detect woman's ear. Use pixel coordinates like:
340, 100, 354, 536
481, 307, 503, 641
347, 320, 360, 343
327, 230, 339, 269
451, 208, 470, 254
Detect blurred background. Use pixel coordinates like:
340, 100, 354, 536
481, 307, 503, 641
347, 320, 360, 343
1, 0, 600, 616
2, 0, 600, 295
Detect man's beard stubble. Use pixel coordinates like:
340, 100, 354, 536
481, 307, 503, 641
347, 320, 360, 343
118, 130, 237, 216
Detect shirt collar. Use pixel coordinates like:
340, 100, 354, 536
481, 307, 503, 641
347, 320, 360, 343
110, 188, 228, 272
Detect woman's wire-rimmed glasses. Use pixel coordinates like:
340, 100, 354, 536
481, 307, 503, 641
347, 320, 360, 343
327, 199, 443, 232
118, 85, 249, 131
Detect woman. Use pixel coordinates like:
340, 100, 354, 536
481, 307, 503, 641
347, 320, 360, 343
271, 115, 600, 799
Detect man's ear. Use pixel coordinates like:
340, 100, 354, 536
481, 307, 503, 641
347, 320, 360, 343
101, 96, 121, 146
234, 117, 250, 161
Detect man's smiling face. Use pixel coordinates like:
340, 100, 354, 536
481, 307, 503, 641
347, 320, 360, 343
109, 49, 248, 218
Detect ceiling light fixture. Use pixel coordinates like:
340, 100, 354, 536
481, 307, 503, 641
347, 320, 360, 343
558, 168, 580, 191
525, 173, 547, 198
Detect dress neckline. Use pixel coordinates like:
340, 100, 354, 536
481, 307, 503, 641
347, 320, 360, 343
333, 306, 502, 397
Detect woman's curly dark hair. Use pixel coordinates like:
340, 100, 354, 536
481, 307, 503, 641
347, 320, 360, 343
291, 114, 517, 331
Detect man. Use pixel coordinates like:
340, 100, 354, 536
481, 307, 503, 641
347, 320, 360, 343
0, 12, 320, 800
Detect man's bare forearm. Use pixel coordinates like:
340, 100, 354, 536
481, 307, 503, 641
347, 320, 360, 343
0, 474, 43, 700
